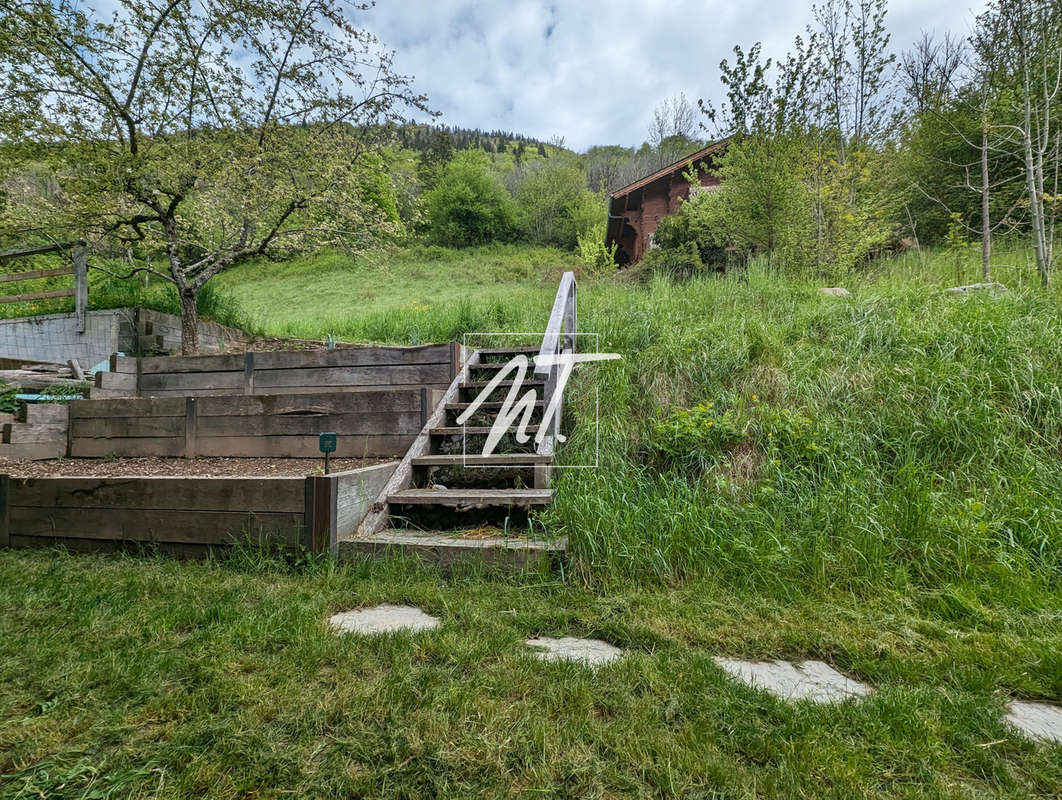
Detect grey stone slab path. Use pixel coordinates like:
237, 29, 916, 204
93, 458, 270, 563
525, 636, 623, 666
714, 658, 872, 703
1006, 701, 1062, 744
329, 604, 441, 635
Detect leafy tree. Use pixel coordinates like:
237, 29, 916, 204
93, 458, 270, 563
423, 150, 517, 246
0, 0, 427, 353
514, 161, 601, 249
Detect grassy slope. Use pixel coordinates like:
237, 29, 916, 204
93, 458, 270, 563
2, 245, 1061, 797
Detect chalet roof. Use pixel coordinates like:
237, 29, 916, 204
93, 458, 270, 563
609, 136, 733, 199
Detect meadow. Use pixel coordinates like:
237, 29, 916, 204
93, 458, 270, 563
1, 245, 1061, 797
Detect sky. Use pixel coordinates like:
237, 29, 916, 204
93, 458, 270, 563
360, 0, 989, 152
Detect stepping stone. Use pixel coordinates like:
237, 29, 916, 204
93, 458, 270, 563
525, 636, 623, 666
714, 658, 871, 703
1006, 701, 1062, 744
328, 604, 440, 636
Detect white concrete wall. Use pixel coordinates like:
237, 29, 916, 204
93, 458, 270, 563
0, 310, 121, 367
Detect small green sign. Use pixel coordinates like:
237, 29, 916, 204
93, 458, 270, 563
319, 432, 337, 454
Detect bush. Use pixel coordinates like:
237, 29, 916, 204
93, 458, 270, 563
575, 221, 618, 274
639, 241, 703, 279
514, 161, 602, 249
423, 150, 517, 247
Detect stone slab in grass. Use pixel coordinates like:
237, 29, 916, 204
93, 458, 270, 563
329, 604, 440, 636
525, 636, 623, 666
714, 658, 872, 703
1007, 701, 1062, 744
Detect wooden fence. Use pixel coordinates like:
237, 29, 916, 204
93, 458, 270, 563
96, 343, 461, 397
0, 241, 88, 331
68, 390, 433, 458
0, 462, 396, 558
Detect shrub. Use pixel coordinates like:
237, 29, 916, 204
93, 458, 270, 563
639, 241, 703, 279
575, 222, 618, 274
423, 150, 517, 247
514, 161, 602, 249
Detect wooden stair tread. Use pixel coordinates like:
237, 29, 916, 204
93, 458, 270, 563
388, 488, 553, 506
430, 425, 540, 435
446, 401, 544, 410
477, 347, 540, 356
412, 453, 552, 466
462, 379, 545, 389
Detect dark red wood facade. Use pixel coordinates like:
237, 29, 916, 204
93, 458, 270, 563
606, 138, 730, 265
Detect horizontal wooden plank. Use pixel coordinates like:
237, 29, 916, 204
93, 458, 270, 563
72, 416, 185, 438
0, 441, 66, 460
136, 344, 452, 375
70, 397, 186, 418
195, 411, 421, 438
194, 390, 422, 417
253, 364, 449, 390
0, 266, 74, 284
70, 436, 185, 458
193, 434, 413, 459
95, 371, 137, 391
412, 453, 551, 466
20, 404, 69, 424
110, 355, 139, 374
0, 240, 83, 259
252, 344, 452, 371
9, 506, 303, 546
8, 534, 217, 559
139, 384, 448, 398
139, 371, 244, 392
3, 423, 67, 444
11, 476, 305, 512
387, 488, 553, 507
0, 288, 75, 303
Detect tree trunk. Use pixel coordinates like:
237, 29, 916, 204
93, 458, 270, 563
179, 289, 200, 356
981, 127, 992, 281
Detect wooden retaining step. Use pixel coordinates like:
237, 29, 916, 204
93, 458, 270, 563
412, 453, 552, 466
446, 401, 544, 411
461, 380, 545, 391
337, 530, 566, 571
3, 423, 67, 444
477, 347, 540, 357
0, 441, 66, 460
387, 488, 553, 508
429, 426, 541, 436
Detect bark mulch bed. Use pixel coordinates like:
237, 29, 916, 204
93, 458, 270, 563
0, 456, 387, 478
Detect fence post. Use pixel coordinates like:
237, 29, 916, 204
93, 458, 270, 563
73, 244, 88, 334
304, 474, 336, 553
0, 474, 9, 548
184, 397, 197, 459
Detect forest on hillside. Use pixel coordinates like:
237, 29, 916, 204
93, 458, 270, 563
0, 0, 1060, 348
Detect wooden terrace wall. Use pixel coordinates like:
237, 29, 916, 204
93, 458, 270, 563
0, 462, 397, 558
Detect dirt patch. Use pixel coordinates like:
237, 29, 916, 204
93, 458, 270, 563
0, 456, 385, 478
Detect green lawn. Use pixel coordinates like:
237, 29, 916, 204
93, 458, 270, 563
2, 245, 1061, 797
1, 549, 1059, 799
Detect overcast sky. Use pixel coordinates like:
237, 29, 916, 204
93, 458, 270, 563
361, 0, 988, 152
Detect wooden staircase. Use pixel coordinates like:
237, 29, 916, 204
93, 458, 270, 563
343, 275, 577, 570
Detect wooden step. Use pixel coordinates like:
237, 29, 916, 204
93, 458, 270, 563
17, 404, 69, 424
387, 488, 553, 508
462, 379, 545, 390
3, 423, 67, 444
429, 425, 541, 436
412, 453, 552, 466
337, 530, 566, 572
477, 347, 540, 357
446, 401, 544, 411
0, 441, 66, 460
471, 362, 538, 371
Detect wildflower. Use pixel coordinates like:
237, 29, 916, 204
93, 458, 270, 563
752, 394, 758, 401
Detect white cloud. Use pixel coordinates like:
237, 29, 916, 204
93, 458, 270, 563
362, 0, 988, 151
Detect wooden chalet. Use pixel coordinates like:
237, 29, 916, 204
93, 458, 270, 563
606, 137, 731, 265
